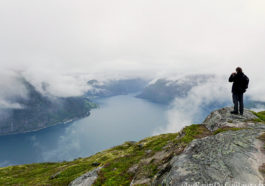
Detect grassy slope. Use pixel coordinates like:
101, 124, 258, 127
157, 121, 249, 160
0, 125, 211, 186
0, 110, 264, 186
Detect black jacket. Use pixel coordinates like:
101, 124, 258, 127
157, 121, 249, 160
229, 72, 248, 94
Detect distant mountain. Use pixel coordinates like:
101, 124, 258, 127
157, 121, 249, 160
137, 75, 214, 104
86, 78, 148, 98
0, 80, 97, 136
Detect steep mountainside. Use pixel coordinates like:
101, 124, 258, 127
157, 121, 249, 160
0, 107, 264, 185
0, 80, 97, 136
136, 75, 214, 104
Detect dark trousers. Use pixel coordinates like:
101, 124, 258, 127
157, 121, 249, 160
232, 93, 244, 114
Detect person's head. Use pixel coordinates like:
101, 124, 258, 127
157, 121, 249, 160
236, 67, 243, 73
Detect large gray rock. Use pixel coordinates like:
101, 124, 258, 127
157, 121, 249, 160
157, 107, 265, 185
203, 107, 259, 131
69, 167, 102, 186
161, 129, 265, 185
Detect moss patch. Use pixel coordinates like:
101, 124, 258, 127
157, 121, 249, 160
179, 124, 212, 143
213, 127, 245, 135
252, 111, 265, 123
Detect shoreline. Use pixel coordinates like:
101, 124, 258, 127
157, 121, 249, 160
0, 112, 91, 137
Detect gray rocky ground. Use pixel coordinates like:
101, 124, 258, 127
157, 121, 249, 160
203, 107, 259, 131
160, 107, 265, 185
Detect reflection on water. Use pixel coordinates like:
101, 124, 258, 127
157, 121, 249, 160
0, 95, 168, 167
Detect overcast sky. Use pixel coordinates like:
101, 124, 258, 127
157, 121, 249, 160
1, 0, 265, 101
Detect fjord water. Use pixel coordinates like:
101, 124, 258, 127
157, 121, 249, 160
0, 95, 168, 167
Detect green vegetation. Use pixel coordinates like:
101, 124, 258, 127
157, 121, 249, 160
179, 124, 211, 143
94, 124, 211, 186
84, 99, 98, 109
213, 127, 244, 135
252, 111, 265, 123
0, 124, 212, 186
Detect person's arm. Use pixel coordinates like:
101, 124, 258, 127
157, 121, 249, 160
229, 73, 236, 82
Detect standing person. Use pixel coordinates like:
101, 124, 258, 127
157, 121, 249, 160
229, 67, 249, 115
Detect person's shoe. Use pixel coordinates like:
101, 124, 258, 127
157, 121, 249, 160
240, 113, 243, 115
230, 111, 238, 115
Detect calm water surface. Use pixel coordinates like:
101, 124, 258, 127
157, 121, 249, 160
0, 95, 169, 167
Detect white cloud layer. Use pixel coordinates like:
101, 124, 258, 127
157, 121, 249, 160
0, 0, 265, 100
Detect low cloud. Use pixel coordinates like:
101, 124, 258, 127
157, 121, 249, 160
21, 68, 91, 98
0, 70, 28, 112
154, 76, 231, 134
0, 100, 23, 110
0, 0, 265, 122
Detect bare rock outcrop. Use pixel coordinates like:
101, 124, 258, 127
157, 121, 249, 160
68, 167, 102, 186
157, 107, 265, 185
203, 107, 259, 131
